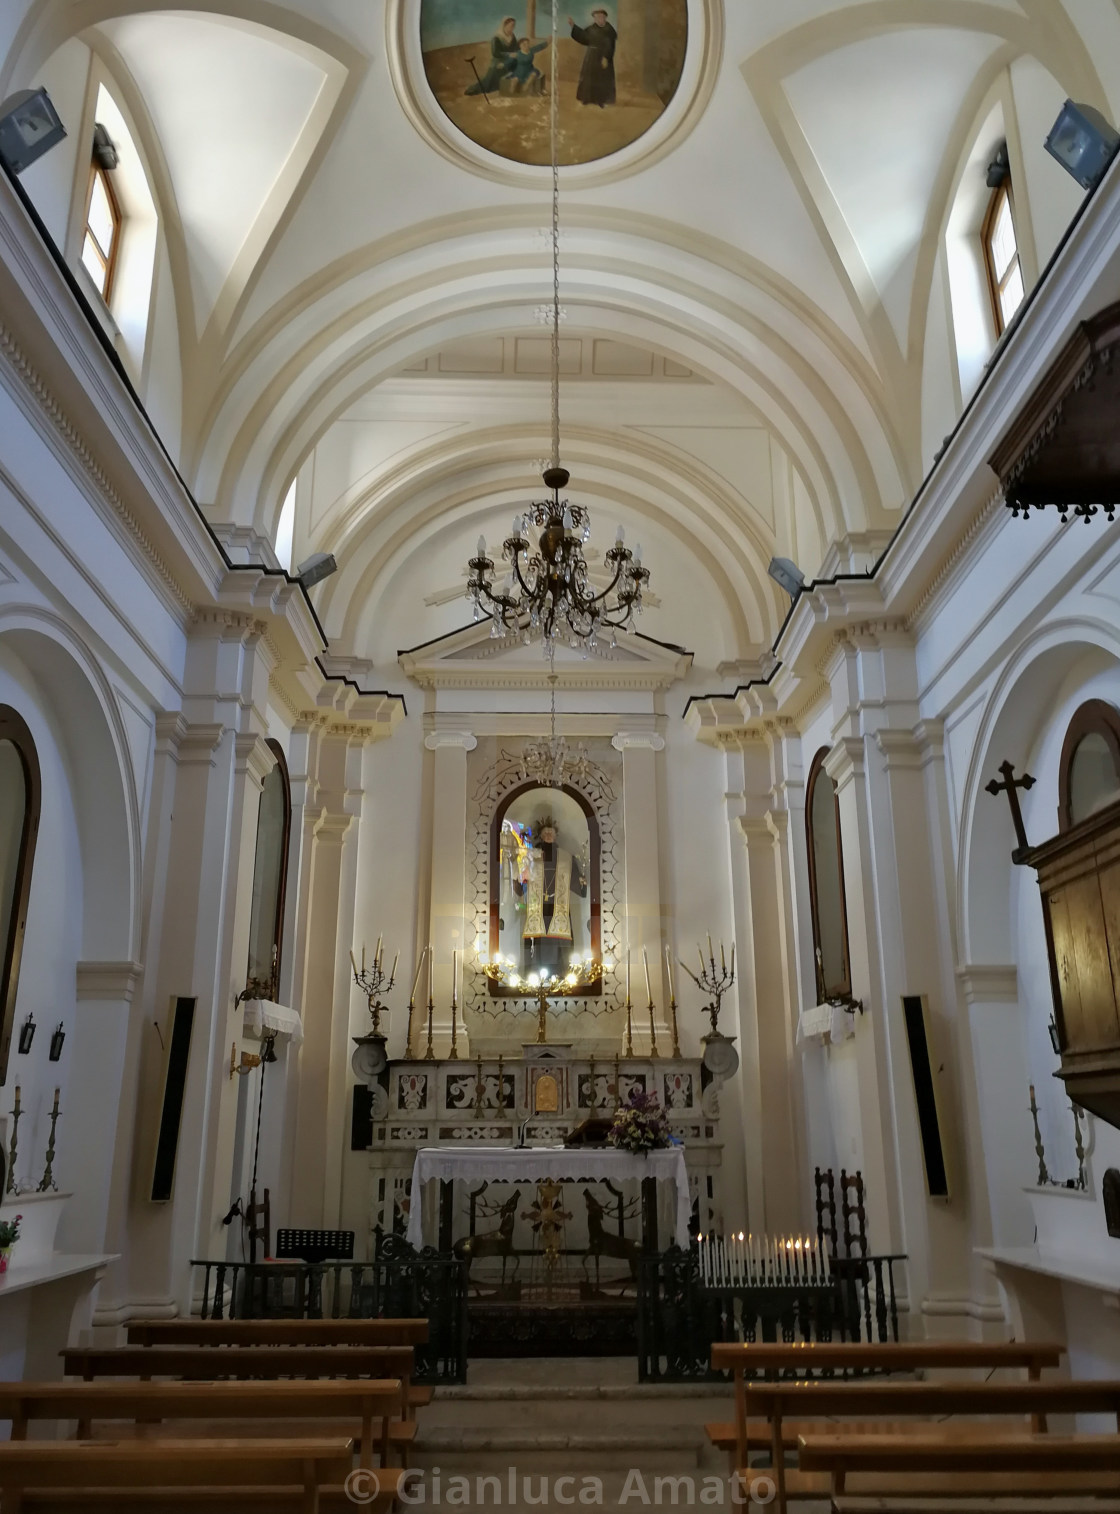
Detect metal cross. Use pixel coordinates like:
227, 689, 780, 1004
985, 760, 1036, 862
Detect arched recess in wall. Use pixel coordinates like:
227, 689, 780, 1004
0, 706, 41, 1085
1058, 699, 1120, 832
805, 748, 852, 1005
245, 739, 291, 997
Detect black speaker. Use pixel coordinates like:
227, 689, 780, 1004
150, 996, 195, 1203
902, 994, 950, 1198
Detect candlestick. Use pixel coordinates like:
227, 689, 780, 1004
1029, 1082, 1049, 1185
37, 1090, 60, 1193
624, 992, 635, 1059
404, 946, 427, 1060
6, 1085, 21, 1195
664, 946, 681, 1059
424, 972, 436, 1062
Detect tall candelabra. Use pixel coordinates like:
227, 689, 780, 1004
680, 935, 735, 1038
350, 937, 398, 1038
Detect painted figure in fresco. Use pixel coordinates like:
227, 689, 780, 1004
465, 15, 519, 95
569, 8, 617, 107
507, 37, 550, 94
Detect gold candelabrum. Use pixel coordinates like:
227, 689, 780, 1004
236, 944, 279, 1009
481, 957, 604, 1044
350, 936, 399, 1039
680, 935, 736, 1039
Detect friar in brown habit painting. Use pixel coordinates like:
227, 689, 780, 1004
569, 8, 617, 107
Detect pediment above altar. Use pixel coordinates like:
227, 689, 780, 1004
398, 623, 693, 692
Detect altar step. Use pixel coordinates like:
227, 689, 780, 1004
406, 1358, 764, 1513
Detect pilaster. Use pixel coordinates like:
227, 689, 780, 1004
425, 729, 477, 1046
612, 729, 668, 1044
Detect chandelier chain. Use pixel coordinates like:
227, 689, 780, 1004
550, 0, 561, 473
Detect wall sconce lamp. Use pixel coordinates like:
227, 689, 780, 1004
1048, 1018, 1062, 1055
1045, 100, 1120, 190
0, 89, 67, 175
229, 1041, 262, 1080
17, 1013, 35, 1054
48, 1023, 66, 1062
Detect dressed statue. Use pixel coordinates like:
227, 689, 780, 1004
513, 815, 588, 973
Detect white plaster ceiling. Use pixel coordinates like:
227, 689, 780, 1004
97, 10, 340, 335
6, 0, 1120, 675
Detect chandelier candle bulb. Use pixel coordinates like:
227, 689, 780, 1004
350, 949, 358, 976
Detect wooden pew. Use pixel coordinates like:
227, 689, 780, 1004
61, 1345, 420, 1425
715, 1379, 1120, 1511
0, 1438, 376, 1514
797, 1432, 1120, 1511
126, 1319, 428, 1348
0, 1379, 405, 1471
707, 1340, 1065, 1474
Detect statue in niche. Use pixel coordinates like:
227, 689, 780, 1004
493, 785, 599, 987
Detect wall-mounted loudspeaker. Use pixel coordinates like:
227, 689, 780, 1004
150, 996, 195, 1203
901, 994, 950, 1199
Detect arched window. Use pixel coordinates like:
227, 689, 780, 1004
806, 748, 852, 1005
982, 178, 1025, 335
1058, 700, 1120, 831
0, 707, 41, 1084
245, 740, 291, 998
81, 156, 122, 301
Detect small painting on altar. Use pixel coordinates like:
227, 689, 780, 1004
490, 783, 601, 994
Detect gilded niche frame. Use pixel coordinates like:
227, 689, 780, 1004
0, 706, 42, 1085
488, 779, 603, 998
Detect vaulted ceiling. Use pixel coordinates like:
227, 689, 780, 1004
2, 0, 1114, 672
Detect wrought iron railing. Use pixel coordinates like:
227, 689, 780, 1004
189, 1238, 469, 1385
637, 1246, 906, 1382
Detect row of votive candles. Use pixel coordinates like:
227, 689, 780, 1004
697, 1232, 829, 1288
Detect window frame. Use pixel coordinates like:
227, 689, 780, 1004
982, 179, 1024, 337
81, 160, 122, 303
245, 739, 292, 996
805, 747, 853, 1006
0, 706, 42, 1086
1058, 699, 1120, 832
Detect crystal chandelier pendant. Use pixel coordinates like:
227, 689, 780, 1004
518, 651, 592, 790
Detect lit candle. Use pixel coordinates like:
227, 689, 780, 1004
410, 947, 427, 1003
390, 950, 399, 985
350, 949, 358, 977
643, 948, 652, 1005
664, 946, 675, 1000
375, 935, 382, 968
730, 942, 735, 978
452, 948, 458, 1007
707, 933, 714, 965
626, 950, 631, 1002
721, 941, 726, 972
428, 944, 434, 996
697, 944, 705, 976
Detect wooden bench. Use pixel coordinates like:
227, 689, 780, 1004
126, 1319, 428, 1348
707, 1340, 1065, 1474
0, 1379, 407, 1471
712, 1379, 1120, 1511
0, 1437, 391, 1514
797, 1432, 1120, 1512
61, 1345, 422, 1423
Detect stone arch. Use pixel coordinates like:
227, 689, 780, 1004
0, 609, 141, 964
958, 618, 1120, 967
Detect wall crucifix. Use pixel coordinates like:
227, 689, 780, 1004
985, 759, 1037, 863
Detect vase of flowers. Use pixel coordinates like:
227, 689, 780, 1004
0, 1212, 22, 1273
609, 1086, 672, 1155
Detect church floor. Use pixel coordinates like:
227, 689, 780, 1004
405, 1358, 823, 1512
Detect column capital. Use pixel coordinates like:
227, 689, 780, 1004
313, 811, 355, 845
235, 731, 275, 786
174, 722, 226, 767
873, 728, 924, 771
76, 960, 144, 1002
956, 963, 1018, 1004
612, 731, 666, 753
824, 735, 865, 790
424, 731, 478, 752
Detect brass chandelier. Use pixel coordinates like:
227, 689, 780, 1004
465, 0, 650, 655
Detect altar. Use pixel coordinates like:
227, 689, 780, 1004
405, 1143, 693, 1252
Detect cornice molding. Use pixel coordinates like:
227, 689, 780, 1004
75, 959, 144, 1002
956, 963, 1019, 1005
824, 736, 865, 791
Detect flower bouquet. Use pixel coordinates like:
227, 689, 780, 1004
609, 1086, 672, 1155
0, 1212, 22, 1273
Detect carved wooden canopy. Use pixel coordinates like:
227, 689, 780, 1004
990, 300, 1120, 521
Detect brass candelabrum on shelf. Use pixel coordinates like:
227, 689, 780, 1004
680, 935, 735, 1039
235, 945, 279, 1009
350, 937, 398, 1039
481, 957, 604, 1044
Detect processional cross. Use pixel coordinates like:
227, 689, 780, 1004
984, 760, 1037, 863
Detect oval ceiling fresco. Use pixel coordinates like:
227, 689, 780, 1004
419, 1, 688, 168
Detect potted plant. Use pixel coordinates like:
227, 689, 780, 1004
0, 1211, 22, 1272
608, 1086, 672, 1155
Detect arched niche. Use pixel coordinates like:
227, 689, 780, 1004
806, 747, 852, 1004
489, 780, 602, 997
0, 705, 41, 1085
245, 738, 291, 994
1058, 699, 1120, 832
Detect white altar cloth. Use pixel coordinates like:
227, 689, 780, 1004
405, 1145, 692, 1251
